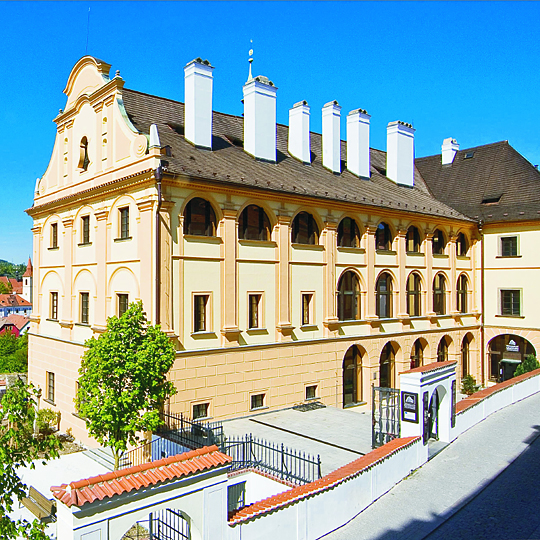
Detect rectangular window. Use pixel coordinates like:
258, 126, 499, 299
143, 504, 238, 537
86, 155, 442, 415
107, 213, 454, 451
228, 482, 246, 514
117, 293, 129, 317
501, 289, 521, 316
50, 292, 58, 320
306, 385, 317, 400
81, 215, 90, 244
251, 393, 265, 410
501, 236, 518, 257
302, 293, 313, 326
51, 223, 58, 248
80, 292, 89, 324
248, 294, 261, 329
119, 207, 130, 239
47, 372, 55, 403
194, 295, 209, 332
193, 403, 209, 420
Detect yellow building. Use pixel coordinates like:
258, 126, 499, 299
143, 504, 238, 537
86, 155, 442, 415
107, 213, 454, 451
27, 57, 481, 443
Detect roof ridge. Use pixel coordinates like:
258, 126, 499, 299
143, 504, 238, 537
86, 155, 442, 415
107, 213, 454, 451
417, 140, 510, 161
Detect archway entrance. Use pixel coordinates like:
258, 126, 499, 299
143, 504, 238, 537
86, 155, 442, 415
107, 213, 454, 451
343, 345, 363, 407
380, 342, 397, 388
122, 509, 190, 540
461, 333, 473, 378
428, 388, 441, 441
437, 335, 452, 362
488, 334, 536, 382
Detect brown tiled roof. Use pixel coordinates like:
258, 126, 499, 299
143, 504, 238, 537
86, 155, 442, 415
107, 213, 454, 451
229, 436, 419, 525
51, 445, 231, 508
456, 367, 540, 414
401, 360, 457, 375
120, 89, 470, 222
0, 294, 31, 307
416, 141, 540, 223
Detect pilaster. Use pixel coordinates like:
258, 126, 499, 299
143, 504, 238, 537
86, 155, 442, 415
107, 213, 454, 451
93, 209, 108, 330
221, 208, 240, 346
397, 228, 408, 318
61, 216, 74, 337
323, 219, 339, 336
137, 199, 155, 322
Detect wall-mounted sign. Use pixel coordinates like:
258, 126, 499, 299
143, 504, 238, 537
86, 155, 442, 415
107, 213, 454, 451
506, 339, 520, 353
401, 391, 419, 423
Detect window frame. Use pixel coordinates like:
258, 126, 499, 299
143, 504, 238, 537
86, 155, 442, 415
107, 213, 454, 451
192, 402, 210, 420
250, 393, 266, 410
406, 273, 422, 317
50, 291, 58, 320
457, 274, 468, 313
301, 292, 314, 326
337, 217, 361, 248
437, 338, 449, 362
456, 232, 469, 257
46, 371, 55, 404
117, 293, 129, 317
81, 215, 91, 245
80, 292, 89, 324
193, 293, 210, 333
50, 223, 58, 249
406, 226, 421, 253
375, 223, 393, 252
292, 212, 319, 245
432, 229, 446, 255
433, 273, 447, 315
376, 272, 393, 319
119, 206, 130, 240
305, 385, 318, 400
239, 205, 271, 241
183, 197, 217, 237
500, 289, 521, 317
500, 236, 519, 257
337, 271, 361, 321
248, 293, 263, 330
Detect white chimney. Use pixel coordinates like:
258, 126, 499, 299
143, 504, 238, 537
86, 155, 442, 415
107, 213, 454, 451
243, 75, 277, 162
347, 108, 371, 178
322, 100, 341, 173
442, 137, 459, 165
288, 101, 311, 164
184, 58, 214, 149
386, 121, 415, 187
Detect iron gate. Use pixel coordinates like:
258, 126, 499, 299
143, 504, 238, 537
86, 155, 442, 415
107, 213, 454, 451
122, 508, 190, 540
372, 385, 401, 449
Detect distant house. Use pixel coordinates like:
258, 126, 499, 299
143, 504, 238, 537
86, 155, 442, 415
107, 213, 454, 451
0, 314, 30, 337
0, 294, 32, 318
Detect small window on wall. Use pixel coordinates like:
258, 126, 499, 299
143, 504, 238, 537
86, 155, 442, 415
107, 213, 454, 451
432, 229, 446, 255
228, 482, 246, 514
81, 216, 90, 244
248, 294, 262, 329
50, 223, 58, 249
306, 385, 317, 400
183, 198, 217, 237
433, 274, 447, 315
239, 205, 271, 241
406, 226, 421, 253
456, 233, 468, 256
117, 293, 129, 317
457, 275, 468, 313
119, 207, 130, 239
251, 393, 265, 410
78, 137, 90, 171
302, 293, 313, 326
193, 403, 209, 420
501, 236, 518, 257
292, 212, 319, 245
337, 218, 361, 248
47, 371, 55, 403
194, 294, 209, 332
80, 292, 89, 324
501, 289, 521, 316
50, 292, 58, 320
376, 222, 392, 251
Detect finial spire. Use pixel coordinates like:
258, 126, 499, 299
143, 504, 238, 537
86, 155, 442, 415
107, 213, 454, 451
247, 39, 254, 82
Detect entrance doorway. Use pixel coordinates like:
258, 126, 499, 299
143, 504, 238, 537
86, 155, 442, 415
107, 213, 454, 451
427, 388, 440, 440
122, 508, 190, 540
488, 334, 536, 382
343, 345, 363, 407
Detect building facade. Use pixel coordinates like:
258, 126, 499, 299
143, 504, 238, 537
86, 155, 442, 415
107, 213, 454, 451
28, 56, 483, 443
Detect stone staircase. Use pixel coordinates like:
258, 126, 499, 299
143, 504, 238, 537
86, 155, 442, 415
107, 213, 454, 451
83, 446, 116, 471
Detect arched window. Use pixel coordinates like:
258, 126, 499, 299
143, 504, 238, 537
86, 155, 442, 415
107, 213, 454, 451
337, 271, 361, 321
376, 272, 393, 319
456, 232, 468, 257
433, 273, 446, 315
457, 274, 468, 313
338, 218, 360, 248
410, 339, 424, 370
380, 343, 396, 388
292, 212, 319, 245
343, 345, 362, 406
239, 205, 271, 241
78, 136, 90, 171
437, 337, 449, 362
406, 226, 421, 253
183, 198, 217, 236
376, 222, 392, 251
406, 273, 422, 317
461, 334, 471, 377
432, 229, 446, 255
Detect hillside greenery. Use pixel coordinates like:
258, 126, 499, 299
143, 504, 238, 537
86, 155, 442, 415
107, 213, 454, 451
0, 261, 26, 280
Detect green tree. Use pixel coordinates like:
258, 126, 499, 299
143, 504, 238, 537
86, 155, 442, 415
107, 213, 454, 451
0, 379, 62, 539
514, 354, 540, 377
76, 301, 176, 469
0, 332, 28, 373
0, 281, 12, 294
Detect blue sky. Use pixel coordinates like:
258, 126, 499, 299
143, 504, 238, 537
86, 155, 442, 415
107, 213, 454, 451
1, 1, 539, 264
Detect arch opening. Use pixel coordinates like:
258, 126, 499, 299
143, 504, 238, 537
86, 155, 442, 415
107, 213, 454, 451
343, 345, 363, 407
337, 271, 361, 321
488, 334, 537, 382
380, 342, 397, 388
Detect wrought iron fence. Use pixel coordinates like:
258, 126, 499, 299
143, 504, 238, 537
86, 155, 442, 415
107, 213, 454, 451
158, 411, 225, 450
221, 434, 321, 485
372, 385, 401, 449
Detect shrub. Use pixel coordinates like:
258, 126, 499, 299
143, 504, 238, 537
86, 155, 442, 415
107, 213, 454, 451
36, 408, 60, 436
461, 374, 480, 396
514, 354, 540, 377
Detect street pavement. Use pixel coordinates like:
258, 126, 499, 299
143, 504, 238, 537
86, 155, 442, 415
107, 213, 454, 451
322, 391, 540, 540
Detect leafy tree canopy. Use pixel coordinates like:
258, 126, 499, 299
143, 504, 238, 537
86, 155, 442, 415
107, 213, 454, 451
0, 262, 26, 280
76, 301, 176, 469
0, 379, 61, 539
0, 332, 28, 373
0, 281, 12, 294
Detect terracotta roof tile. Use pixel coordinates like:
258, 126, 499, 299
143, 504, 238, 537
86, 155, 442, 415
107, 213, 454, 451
51, 445, 231, 508
228, 436, 419, 525
401, 360, 457, 375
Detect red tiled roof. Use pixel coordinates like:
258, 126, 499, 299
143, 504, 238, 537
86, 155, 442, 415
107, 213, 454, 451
23, 258, 32, 278
401, 360, 457, 375
51, 445, 231, 508
229, 436, 419, 525
456, 367, 540, 414
0, 294, 31, 307
0, 277, 22, 294
2, 314, 30, 331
